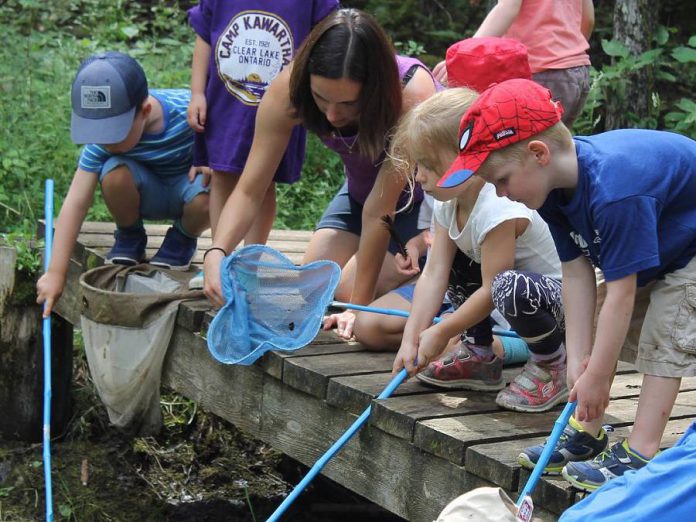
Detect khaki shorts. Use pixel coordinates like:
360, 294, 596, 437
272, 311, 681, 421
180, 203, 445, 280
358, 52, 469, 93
616, 256, 696, 377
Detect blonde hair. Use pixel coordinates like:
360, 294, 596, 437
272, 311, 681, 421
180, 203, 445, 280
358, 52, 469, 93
388, 87, 479, 180
477, 121, 574, 179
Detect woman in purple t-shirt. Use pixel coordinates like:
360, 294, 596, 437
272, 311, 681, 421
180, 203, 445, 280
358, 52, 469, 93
203, 9, 438, 313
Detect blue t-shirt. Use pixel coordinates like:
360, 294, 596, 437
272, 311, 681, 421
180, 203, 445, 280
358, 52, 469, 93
539, 129, 696, 286
78, 89, 193, 178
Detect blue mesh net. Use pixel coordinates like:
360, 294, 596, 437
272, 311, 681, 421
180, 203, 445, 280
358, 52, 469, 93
207, 245, 341, 365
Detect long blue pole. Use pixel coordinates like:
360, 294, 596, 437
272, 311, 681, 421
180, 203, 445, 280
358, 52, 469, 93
266, 368, 409, 522
331, 301, 520, 338
516, 401, 577, 507
43, 179, 54, 522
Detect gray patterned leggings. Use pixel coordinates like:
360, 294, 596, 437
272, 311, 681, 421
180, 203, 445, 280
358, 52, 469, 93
447, 252, 565, 355
491, 270, 565, 356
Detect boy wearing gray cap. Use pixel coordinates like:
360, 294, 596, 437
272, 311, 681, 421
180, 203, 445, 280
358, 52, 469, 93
37, 51, 209, 316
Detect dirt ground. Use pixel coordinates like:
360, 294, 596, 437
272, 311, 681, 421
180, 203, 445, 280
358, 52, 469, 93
0, 345, 404, 522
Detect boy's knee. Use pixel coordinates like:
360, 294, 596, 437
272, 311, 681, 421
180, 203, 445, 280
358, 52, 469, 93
100, 156, 135, 181
185, 191, 209, 211
100, 162, 134, 187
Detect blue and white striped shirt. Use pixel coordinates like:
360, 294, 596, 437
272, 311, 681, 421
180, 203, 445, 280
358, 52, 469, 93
78, 89, 193, 178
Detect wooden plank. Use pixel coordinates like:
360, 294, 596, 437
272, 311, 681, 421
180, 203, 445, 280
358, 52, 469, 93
372, 371, 647, 453
257, 370, 493, 522
76, 233, 310, 254
327, 373, 437, 415
370, 367, 535, 442
413, 389, 696, 467
176, 299, 212, 332
258, 341, 365, 380
282, 351, 396, 399
161, 326, 264, 435
77, 220, 314, 241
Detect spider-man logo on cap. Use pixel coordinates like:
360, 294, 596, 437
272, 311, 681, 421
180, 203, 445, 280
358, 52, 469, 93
438, 79, 564, 188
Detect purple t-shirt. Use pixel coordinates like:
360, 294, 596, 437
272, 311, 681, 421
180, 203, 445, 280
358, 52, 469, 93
321, 56, 438, 207
189, 0, 338, 182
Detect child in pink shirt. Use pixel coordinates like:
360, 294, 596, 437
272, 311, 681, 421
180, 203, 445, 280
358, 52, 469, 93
434, 0, 594, 127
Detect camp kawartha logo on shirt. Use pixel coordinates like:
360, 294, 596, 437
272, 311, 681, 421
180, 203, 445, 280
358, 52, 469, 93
215, 10, 294, 105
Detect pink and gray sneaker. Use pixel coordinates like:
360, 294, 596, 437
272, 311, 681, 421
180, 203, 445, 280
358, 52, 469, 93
495, 360, 568, 412
416, 343, 504, 391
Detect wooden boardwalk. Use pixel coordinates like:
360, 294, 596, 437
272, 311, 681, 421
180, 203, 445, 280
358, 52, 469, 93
52, 222, 696, 522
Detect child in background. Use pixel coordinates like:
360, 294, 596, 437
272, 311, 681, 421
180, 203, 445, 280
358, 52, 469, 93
37, 52, 210, 316
389, 85, 567, 413
434, 0, 594, 127
186, 0, 338, 288
453, 78, 696, 489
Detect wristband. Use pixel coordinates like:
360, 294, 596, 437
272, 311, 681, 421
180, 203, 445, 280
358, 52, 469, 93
203, 247, 227, 261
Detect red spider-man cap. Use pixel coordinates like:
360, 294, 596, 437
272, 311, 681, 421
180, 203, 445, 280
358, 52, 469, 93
438, 79, 564, 188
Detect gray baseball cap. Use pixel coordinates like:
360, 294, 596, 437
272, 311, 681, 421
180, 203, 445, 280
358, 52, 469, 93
70, 51, 148, 145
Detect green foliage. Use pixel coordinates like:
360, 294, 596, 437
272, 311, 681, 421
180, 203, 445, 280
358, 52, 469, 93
1, 233, 42, 275
0, 0, 695, 244
348, 0, 487, 66
274, 135, 344, 230
573, 28, 696, 137
395, 39, 426, 57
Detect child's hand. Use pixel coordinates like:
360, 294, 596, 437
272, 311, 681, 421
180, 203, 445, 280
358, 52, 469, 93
416, 324, 450, 371
188, 166, 211, 187
393, 337, 420, 376
394, 231, 430, 276
570, 369, 611, 422
394, 250, 419, 277
322, 310, 356, 340
36, 271, 65, 318
187, 93, 207, 132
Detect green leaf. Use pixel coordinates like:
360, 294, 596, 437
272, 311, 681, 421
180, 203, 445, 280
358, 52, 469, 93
59, 503, 73, 517
601, 39, 629, 58
675, 98, 696, 112
688, 35, 696, 48
671, 46, 696, 63
120, 25, 139, 39
655, 71, 677, 82
654, 26, 669, 46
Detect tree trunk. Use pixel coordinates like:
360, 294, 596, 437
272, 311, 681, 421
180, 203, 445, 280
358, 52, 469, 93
0, 245, 72, 442
605, 0, 660, 129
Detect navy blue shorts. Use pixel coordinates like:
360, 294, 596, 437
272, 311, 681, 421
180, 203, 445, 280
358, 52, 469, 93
316, 181, 423, 256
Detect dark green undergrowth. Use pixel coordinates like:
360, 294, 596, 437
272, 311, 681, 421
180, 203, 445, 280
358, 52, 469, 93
0, 335, 287, 521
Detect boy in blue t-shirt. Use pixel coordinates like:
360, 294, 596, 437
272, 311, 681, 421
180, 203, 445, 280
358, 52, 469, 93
37, 52, 210, 317
436, 78, 696, 491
